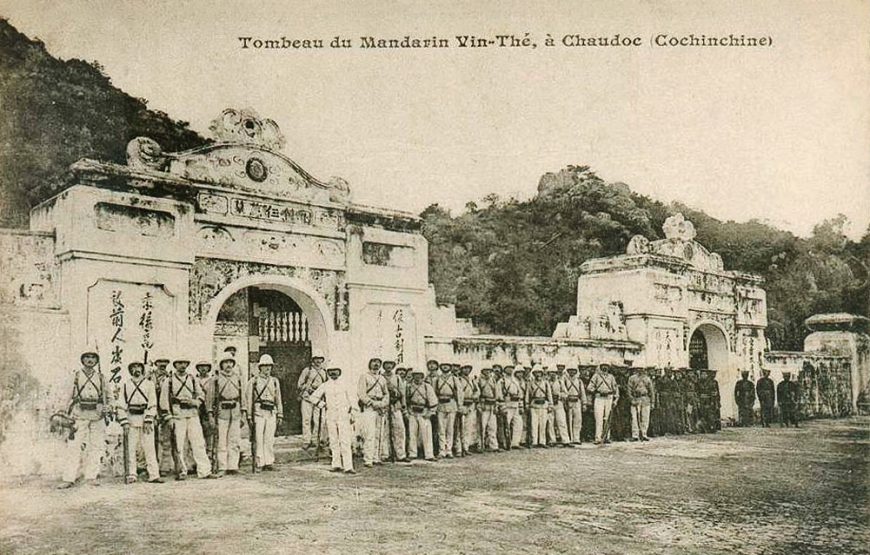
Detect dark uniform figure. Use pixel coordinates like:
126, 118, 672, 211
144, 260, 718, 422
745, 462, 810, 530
777, 372, 800, 427
755, 369, 776, 427
734, 371, 756, 427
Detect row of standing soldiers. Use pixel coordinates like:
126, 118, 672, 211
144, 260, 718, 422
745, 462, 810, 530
58, 348, 284, 488
298, 358, 712, 474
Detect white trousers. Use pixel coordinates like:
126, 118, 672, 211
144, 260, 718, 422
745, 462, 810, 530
380, 406, 406, 461
547, 404, 570, 444
566, 401, 583, 443
437, 411, 456, 455
326, 413, 354, 471
407, 412, 434, 459
502, 407, 524, 447
631, 404, 651, 439
594, 395, 614, 442
126, 424, 159, 481
478, 407, 499, 450
529, 406, 548, 445
63, 418, 105, 483
457, 409, 477, 452
301, 400, 326, 445
255, 412, 277, 467
360, 408, 384, 464
173, 416, 211, 477
216, 412, 242, 471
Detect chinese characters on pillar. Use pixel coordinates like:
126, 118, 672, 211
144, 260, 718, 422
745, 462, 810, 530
109, 290, 124, 385
139, 292, 154, 365
393, 309, 405, 364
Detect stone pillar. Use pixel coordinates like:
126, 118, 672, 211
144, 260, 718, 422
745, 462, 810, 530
803, 313, 870, 413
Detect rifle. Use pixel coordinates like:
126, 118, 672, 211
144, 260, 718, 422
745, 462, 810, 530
454, 377, 464, 457
526, 401, 532, 449
249, 416, 258, 472
315, 404, 324, 460
122, 424, 130, 480
386, 401, 396, 463
565, 399, 573, 444
478, 406, 486, 452
601, 395, 615, 443
210, 378, 221, 474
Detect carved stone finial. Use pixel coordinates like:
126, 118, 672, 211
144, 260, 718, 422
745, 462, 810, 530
209, 108, 286, 151
662, 213, 696, 241
626, 235, 651, 255
126, 137, 167, 171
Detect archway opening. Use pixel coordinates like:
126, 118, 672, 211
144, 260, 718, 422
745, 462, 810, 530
213, 285, 322, 436
689, 323, 732, 421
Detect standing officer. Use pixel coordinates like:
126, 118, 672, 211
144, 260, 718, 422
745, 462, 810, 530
406, 368, 438, 461
357, 357, 389, 467
734, 370, 756, 426
477, 367, 502, 452
383, 360, 409, 463
309, 367, 358, 474
546, 367, 570, 447
158, 354, 213, 480
563, 367, 587, 446
396, 366, 410, 448
207, 354, 247, 477
516, 366, 530, 446
456, 364, 478, 456
434, 362, 463, 458
588, 364, 619, 445
627, 367, 655, 441
498, 365, 524, 448
58, 348, 110, 488
248, 354, 283, 472
526, 365, 552, 447
756, 368, 776, 428
117, 360, 163, 484
777, 371, 800, 427
493, 366, 507, 449
297, 353, 327, 450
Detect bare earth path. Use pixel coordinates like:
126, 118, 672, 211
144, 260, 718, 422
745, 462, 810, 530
1, 417, 868, 555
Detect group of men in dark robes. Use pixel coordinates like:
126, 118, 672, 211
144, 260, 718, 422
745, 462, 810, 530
734, 368, 801, 427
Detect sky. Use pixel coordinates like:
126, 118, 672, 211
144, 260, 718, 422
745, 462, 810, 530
3, 0, 869, 238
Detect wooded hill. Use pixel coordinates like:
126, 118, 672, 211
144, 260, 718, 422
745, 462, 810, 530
1, 20, 866, 350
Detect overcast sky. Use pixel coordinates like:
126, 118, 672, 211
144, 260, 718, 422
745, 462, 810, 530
3, 0, 868, 238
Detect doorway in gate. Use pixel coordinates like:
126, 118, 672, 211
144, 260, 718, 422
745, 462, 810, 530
215, 286, 312, 436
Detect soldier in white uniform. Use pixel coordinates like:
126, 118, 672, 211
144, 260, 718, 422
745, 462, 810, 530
563, 367, 588, 445
117, 360, 163, 484
206, 355, 247, 476
309, 367, 357, 474
434, 363, 464, 458
456, 364, 478, 456
297, 353, 327, 449
357, 358, 389, 467
151, 356, 174, 476
498, 365, 524, 449
405, 368, 438, 461
588, 364, 619, 445
546, 367, 570, 447
476, 367, 502, 452
526, 365, 552, 448
382, 360, 409, 463
58, 348, 109, 488
248, 354, 283, 472
158, 355, 213, 480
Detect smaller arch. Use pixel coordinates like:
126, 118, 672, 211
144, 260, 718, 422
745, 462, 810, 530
689, 320, 734, 421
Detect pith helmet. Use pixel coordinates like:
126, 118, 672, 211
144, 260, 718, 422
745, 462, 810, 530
220, 354, 236, 365
326, 367, 342, 377
258, 354, 274, 366
195, 360, 211, 368
174, 353, 191, 364
80, 346, 99, 361
532, 364, 544, 375
312, 352, 325, 361
127, 361, 144, 371
410, 368, 425, 376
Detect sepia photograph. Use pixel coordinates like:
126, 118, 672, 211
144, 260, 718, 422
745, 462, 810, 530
0, 1, 868, 553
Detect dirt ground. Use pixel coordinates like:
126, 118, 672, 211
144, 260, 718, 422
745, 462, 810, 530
1, 417, 867, 555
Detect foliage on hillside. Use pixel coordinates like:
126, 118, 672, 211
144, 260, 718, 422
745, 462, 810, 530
422, 166, 869, 349
0, 19, 206, 227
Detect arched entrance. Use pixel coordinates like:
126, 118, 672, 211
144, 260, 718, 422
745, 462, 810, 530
689, 322, 733, 421
205, 276, 332, 436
